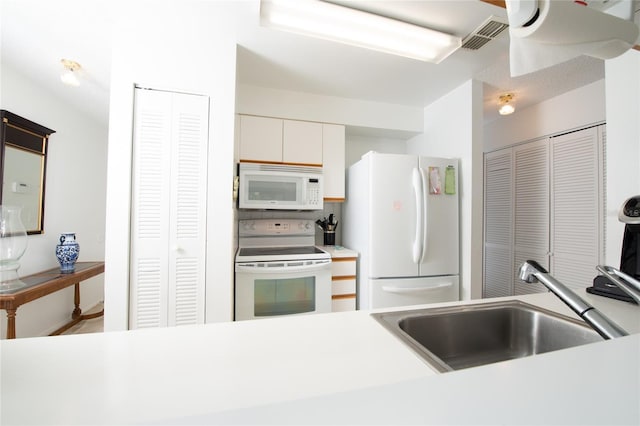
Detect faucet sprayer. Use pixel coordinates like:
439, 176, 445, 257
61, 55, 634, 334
595, 265, 640, 304
518, 260, 628, 340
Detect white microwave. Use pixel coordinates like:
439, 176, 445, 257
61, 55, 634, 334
238, 163, 324, 210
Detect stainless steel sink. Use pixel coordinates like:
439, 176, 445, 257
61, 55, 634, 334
372, 300, 602, 373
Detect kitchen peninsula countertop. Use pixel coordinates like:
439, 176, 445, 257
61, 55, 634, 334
1, 291, 639, 425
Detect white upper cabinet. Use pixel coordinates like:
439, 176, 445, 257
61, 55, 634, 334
237, 114, 347, 201
239, 115, 323, 166
283, 119, 323, 165
239, 115, 282, 163
322, 123, 345, 201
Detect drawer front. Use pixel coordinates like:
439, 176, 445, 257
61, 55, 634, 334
331, 258, 356, 276
332, 278, 356, 296
331, 296, 356, 312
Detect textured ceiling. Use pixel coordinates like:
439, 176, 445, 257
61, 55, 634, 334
1, 0, 608, 133
480, 55, 605, 123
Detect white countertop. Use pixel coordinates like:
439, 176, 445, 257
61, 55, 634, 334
1, 291, 639, 425
318, 245, 358, 258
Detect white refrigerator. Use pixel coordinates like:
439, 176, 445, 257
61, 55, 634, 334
344, 152, 459, 310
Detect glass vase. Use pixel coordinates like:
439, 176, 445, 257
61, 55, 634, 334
0, 205, 28, 292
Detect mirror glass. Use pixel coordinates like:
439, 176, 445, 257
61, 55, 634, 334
2, 146, 45, 231
1, 111, 54, 235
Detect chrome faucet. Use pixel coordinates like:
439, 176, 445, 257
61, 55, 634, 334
518, 260, 628, 340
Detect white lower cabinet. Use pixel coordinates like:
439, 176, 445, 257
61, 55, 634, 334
322, 247, 358, 312
129, 87, 209, 329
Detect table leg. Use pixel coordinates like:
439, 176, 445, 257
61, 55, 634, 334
49, 282, 104, 336
72, 283, 82, 320
6, 308, 16, 339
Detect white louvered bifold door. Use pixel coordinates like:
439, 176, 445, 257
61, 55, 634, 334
167, 93, 208, 326
130, 89, 172, 328
513, 139, 549, 295
130, 88, 208, 329
483, 149, 514, 298
550, 126, 603, 290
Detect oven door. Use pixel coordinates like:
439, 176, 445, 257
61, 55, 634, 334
235, 259, 331, 321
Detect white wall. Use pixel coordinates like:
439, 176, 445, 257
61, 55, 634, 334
484, 80, 606, 152
406, 80, 484, 300
236, 84, 423, 135
605, 50, 640, 266
345, 134, 408, 167
1, 63, 107, 339
104, 1, 238, 330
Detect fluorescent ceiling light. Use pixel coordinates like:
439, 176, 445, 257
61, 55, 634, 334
260, 0, 462, 63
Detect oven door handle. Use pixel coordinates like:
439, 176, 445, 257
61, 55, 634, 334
236, 261, 331, 274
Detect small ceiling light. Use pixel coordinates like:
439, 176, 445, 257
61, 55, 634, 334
60, 59, 81, 87
260, 0, 462, 63
498, 93, 515, 115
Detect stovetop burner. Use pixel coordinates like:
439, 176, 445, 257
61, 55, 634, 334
238, 246, 326, 257
236, 219, 330, 263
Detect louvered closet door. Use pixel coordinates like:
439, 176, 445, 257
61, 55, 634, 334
130, 88, 208, 329
167, 93, 208, 326
513, 139, 549, 295
483, 149, 513, 298
130, 89, 172, 328
550, 126, 603, 290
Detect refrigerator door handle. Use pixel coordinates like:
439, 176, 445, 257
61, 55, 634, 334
381, 282, 453, 294
419, 167, 428, 264
412, 168, 424, 263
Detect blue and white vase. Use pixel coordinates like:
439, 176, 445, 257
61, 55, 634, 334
56, 233, 79, 273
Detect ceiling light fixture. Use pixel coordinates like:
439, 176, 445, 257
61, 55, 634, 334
260, 0, 462, 63
60, 59, 81, 87
498, 93, 515, 115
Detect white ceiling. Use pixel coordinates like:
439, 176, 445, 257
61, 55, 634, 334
1, 0, 605, 132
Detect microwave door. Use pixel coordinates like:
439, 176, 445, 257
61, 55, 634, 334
238, 163, 324, 210
248, 176, 300, 203
241, 174, 302, 209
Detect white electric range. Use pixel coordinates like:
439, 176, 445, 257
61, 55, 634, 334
234, 219, 332, 321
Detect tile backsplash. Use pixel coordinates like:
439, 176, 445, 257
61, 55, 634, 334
237, 202, 343, 246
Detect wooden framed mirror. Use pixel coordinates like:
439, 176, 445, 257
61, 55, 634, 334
0, 110, 55, 235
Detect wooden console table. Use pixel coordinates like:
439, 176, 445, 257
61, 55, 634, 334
0, 261, 105, 339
